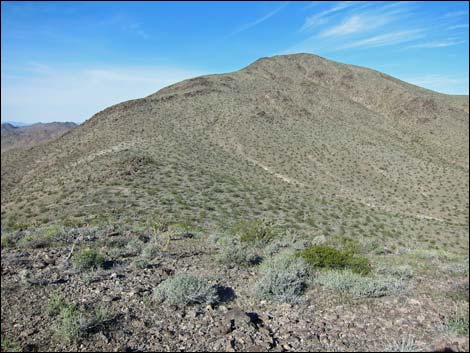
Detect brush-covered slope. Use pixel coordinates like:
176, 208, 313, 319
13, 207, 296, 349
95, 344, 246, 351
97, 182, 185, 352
1, 53, 468, 252
1, 121, 77, 153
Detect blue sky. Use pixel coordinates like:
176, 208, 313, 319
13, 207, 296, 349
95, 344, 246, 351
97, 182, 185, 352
1, 1, 469, 124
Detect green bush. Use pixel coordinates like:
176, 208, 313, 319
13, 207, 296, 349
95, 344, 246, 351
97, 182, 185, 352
15, 225, 65, 248
47, 293, 70, 316
41, 224, 64, 239
1, 233, 15, 248
447, 309, 469, 336
55, 305, 82, 343
298, 245, 371, 274
255, 250, 309, 302
154, 273, 219, 306
72, 248, 105, 270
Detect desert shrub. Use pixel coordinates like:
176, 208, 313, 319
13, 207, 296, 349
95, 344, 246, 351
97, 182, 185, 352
133, 258, 150, 269
326, 233, 362, 254
445, 260, 469, 276
255, 250, 309, 303
298, 245, 371, 275
446, 309, 469, 336
262, 230, 307, 257
15, 225, 65, 248
408, 249, 460, 262
142, 242, 160, 259
384, 335, 418, 352
1, 337, 21, 352
72, 248, 105, 270
55, 305, 82, 343
154, 273, 219, 306
125, 238, 144, 255
150, 215, 169, 233
316, 270, 406, 298
215, 236, 261, 267
231, 219, 277, 244
85, 305, 114, 332
41, 224, 64, 239
105, 236, 129, 249
377, 265, 414, 279
47, 293, 70, 316
1, 233, 15, 248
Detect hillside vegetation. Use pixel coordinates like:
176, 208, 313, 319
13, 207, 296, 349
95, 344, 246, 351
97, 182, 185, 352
2, 54, 468, 253
1, 54, 468, 352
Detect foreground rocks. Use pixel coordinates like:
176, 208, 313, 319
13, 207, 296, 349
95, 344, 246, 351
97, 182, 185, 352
1, 233, 468, 352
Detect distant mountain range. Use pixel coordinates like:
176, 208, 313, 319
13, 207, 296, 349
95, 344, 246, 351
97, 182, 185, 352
1, 121, 77, 153
1, 121, 32, 127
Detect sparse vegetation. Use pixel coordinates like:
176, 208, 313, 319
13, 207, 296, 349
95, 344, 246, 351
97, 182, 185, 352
1, 52, 469, 351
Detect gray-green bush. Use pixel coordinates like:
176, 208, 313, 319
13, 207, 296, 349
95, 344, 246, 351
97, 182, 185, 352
255, 250, 309, 302
154, 273, 219, 306
316, 270, 406, 298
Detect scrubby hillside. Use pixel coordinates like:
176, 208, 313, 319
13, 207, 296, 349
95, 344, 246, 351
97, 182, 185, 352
1, 54, 468, 352
1, 54, 468, 253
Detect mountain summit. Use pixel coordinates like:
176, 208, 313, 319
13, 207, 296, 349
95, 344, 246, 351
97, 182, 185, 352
1, 54, 468, 252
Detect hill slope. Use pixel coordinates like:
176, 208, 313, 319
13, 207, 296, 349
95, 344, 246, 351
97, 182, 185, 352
1, 121, 77, 153
1, 53, 468, 252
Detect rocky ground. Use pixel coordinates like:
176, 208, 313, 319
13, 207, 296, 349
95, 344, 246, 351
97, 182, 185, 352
1, 227, 469, 352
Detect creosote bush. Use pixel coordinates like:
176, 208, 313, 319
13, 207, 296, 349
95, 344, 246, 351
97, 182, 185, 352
255, 250, 309, 302
154, 273, 219, 306
298, 245, 371, 275
72, 248, 105, 270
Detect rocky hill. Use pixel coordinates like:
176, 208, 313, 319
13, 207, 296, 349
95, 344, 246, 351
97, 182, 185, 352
1, 54, 468, 352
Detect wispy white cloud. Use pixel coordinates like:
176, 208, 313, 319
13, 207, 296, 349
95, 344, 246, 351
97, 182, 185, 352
400, 74, 469, 94
448, 24, 469, 30
231, 2, 289, 35
443, 10, 469, 18
405, 40, 466, 49
318, 15, 365, 37
316, 2, 412, 38
300, 1, 357, 32
338, 29, 425, 49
